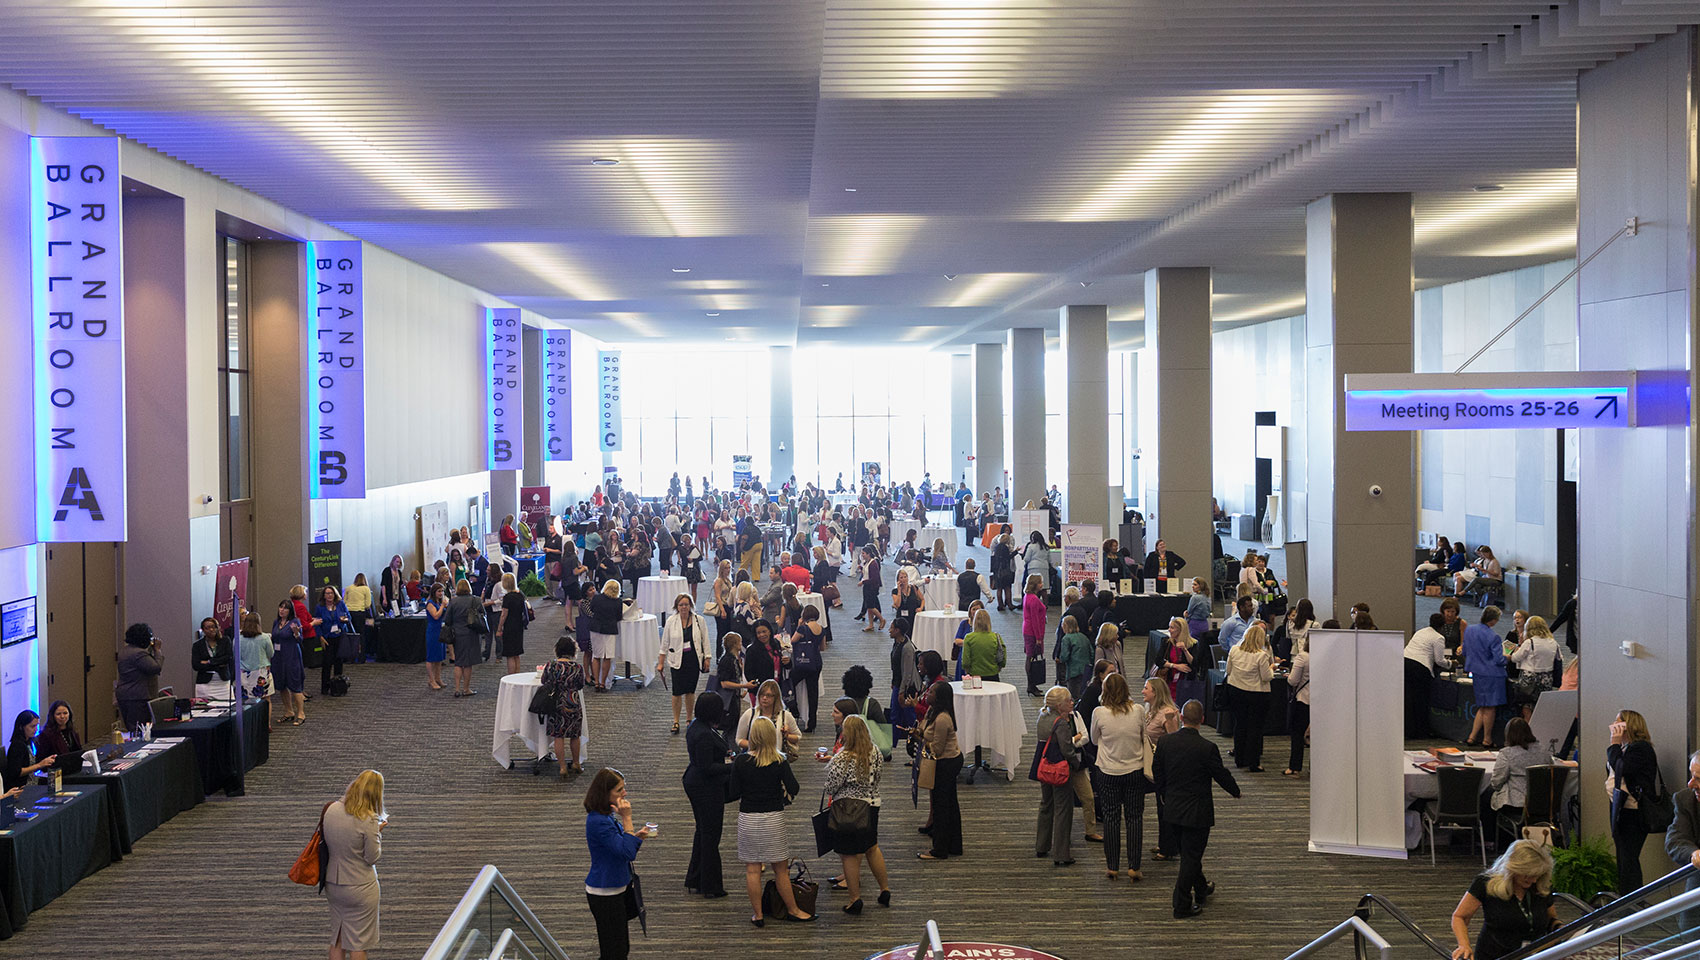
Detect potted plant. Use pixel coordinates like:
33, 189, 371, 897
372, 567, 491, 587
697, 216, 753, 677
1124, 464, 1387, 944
518, 572, 548, 598
1551, 834, 1617, 900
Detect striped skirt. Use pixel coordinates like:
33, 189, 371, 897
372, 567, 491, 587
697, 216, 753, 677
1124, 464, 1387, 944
737, 810, 789, 863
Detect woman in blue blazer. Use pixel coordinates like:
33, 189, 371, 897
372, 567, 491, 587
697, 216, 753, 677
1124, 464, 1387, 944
1462, 606, 1509, 747
584, 768, 652, 960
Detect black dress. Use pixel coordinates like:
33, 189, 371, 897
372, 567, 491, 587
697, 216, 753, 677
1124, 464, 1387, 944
500, 590, 528, 657
1466, 874, 1553, 959
672, 623, 702, 696
682, 719, 732, 896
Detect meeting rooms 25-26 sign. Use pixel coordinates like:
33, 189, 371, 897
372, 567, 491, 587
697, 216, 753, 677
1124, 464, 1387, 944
307, 240, 366, 498
31, 136, 126, 542
487, 308, 524, 469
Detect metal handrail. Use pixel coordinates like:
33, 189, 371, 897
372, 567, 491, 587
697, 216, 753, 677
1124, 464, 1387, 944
917, 920, 946, 960
487, 928, 541, 960
1515, 885, 1700, 960
1503, 864, 1698, 960
1352, 892, 1453, 958
1286, 916, 1394, 960
420, 865, 572, 960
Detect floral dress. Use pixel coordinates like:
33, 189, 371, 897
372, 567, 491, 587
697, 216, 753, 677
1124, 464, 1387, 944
540, 658, 585, 739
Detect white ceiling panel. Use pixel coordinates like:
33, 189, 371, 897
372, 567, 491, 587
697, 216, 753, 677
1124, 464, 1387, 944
1, 0, 1692, 347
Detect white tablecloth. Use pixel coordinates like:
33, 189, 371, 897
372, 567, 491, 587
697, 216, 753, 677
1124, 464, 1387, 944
889, 519, 922, 552
492, 671, 589, 768
795, 592, 825, 619
950, 680, 1025, 780
636, 576, 687, 623
922, 525, 959, 560
914, 610, 966, 661
1400, 750, 1579, 847
919, 575, 957, 612
616, 614, 660, 685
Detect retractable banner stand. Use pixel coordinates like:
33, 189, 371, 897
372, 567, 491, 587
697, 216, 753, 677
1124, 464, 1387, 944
1060, 523, 1102, 586
1011, 509, 1049, 552
520, 486, 551, 531
542, 331, 572, 460
1308, 627, 1407, 858
213, 558, 251, 637
486, 307, 523, 470
308, 540, 343, 595
732, 455, 753, 486
306, 240, 366, 497
32, 136, 126, 542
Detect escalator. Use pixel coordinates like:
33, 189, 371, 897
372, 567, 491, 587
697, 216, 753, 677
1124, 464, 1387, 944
1286, 864, 1699, 960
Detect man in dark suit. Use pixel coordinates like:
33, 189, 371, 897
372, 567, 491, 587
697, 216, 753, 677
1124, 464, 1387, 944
1152, 699, 1240, 918
1666, 751, 1700, 925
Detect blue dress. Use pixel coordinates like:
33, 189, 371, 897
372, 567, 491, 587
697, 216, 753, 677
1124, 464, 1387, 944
1463, 623, 1508, 707
425, 601, 447, 663
270, 619, 305, 693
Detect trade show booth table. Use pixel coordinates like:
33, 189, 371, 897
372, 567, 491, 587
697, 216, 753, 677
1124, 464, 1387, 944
65, 738, 201, 853
0, 785, 121, 940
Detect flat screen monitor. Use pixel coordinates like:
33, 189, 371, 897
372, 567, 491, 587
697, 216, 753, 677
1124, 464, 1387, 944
0, 596, 35, 648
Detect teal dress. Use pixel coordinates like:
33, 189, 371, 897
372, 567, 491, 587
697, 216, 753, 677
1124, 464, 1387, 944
425, 602, 447, 663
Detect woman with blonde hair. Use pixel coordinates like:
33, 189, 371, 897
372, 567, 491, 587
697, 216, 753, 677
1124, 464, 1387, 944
1093, 622, 1124, 677
930, 537, 956, 575
1142, 676, 1183, 861
1033, 685, 1089, 866
322, 769, 388, 960
824, 714, 891, 913
588, 579, 627, 692
1606, 708, 1662, 893
1448, 839, 1556, 959
495, 571, 530, 675
1226, 621, 1273, 773
1159, 617, 1197, 704
710, 559, 735, 653
736, 679, 801, 753
1090, 673, 1148, 881
1510, 615, 1562, 720
730, 717, 811, 925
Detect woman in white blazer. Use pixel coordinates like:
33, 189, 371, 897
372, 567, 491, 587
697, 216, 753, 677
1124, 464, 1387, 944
656, 593, 712, 735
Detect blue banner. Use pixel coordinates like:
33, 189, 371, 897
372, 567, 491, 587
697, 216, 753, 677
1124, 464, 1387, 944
487, 307, 524, 469
543, 331, 572, 460
306, 240, 366, 498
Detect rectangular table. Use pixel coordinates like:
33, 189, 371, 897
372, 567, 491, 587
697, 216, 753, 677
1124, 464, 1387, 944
372, 614, 429, 664
0, 785, 120, 939
153, 701, 269, 797
1428, 674, 1509, 743
1112, 593, 1190, 636
1208, 668, 1291, 738
65, 739, 201, 853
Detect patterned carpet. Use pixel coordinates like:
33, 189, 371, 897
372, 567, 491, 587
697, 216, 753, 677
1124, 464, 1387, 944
12, 539, 1491, 960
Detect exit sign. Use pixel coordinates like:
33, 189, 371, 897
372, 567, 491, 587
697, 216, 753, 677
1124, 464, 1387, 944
1344, 372, 1643, 431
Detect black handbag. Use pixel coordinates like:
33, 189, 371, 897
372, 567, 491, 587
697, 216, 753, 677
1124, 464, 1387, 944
810, 801, 835, 857
828, 797, 871, 833
528, 673, 557, 716
1637, 766, 1677, 833
623, 870, 646, 936
465, 602, 490, 635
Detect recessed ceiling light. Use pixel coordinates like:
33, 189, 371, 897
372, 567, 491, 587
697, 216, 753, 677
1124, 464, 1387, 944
820, 282, 830, 287
672, 267, 691, 273
724, 336, 736, 341
1080, 281, 1093, 288
943, 274, 957, 281
706, 312, 721, 317
844, 187, 857, 192
591, 158, 620, 166
1473, 183, 1503, 192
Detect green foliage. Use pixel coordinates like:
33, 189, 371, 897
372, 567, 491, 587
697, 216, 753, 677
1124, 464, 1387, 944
518, 572, 548, 598
1551, 834, 1617, 900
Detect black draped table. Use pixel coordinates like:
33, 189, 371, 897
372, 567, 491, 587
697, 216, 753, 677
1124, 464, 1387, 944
1207, 667, 1291, 738
1112, 593, 1190, 636
65, 738, 202, 853
1427, 674, 1510, 744
372, 614, 428, 664
0, 784, 120, 940
153, 701, 269, 797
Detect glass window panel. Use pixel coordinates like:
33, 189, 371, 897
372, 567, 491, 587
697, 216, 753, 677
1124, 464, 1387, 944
853, 416, 888, 474
891, 414, 923, 485
747, 415, 770, 482
1046, 412, 1066, 502
710, 418, 747, 488
794, 409, 819, 487
676, 417, 710, 488
818, 417, 853, 483
854, 358, 890, 416
1107, 413, 1122, 486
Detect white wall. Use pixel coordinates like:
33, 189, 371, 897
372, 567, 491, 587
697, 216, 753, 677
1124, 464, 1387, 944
0, 544, 46, 734
1210, 259, 1576, 578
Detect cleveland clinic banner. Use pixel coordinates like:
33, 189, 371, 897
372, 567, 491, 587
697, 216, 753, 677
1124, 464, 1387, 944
32, 137, 126, 542
598, 349, 623, 452
486, 307, 523, 469
306, 240, 366, 497
542, 331, 572, 460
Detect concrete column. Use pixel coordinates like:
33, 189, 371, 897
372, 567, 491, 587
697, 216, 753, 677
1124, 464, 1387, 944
1006, 328, 1046, 507
490, 473, 518, 538
1142, 270, 1213, 588
522, 326, 544, 487
949, 354, 972, 486
1575, 31, 1696, 849
1304, 193, 1414, 634
972, 342, 1004, 495
248, 241, 309, 611
770, 346, 794, 484
1062, 305, 1109, 528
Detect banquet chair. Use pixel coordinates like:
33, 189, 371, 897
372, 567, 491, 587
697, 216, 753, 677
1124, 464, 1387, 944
1426, 765, 1488, 866
1499, 764, 1570, 848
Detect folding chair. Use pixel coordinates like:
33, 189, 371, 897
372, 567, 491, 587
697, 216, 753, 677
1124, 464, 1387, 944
1426, 765, 1488, 866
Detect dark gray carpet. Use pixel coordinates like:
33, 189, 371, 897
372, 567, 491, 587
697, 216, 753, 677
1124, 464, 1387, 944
12, 540, 1491, 960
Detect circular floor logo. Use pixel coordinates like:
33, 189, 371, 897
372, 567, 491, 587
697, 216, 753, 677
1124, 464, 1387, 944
865, 944, 1068, 960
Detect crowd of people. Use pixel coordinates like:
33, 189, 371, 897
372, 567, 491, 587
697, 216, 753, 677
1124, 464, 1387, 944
14, 473, 1698, 960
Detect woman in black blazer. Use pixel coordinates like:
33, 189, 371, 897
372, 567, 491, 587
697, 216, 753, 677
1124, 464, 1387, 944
743, 620, 782, 699
1606, 709, 1662, 893
1142, 540, 1186, 582
683, 695, 732, 898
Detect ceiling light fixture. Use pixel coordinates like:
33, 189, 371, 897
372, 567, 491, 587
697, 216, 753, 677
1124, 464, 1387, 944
943, 274, 957, 281
591, 158, 620, 166
1080, 281, 1093, 288
820, 282, 830, 287
1473, 183, 1503, 192
706, 312, 721, 317
672, 267, 691, 273
844, 187, 857, 192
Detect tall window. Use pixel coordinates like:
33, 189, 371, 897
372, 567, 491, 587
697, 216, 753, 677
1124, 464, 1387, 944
612, 348, 770, 494
217, 237, 252, 501
793, 348, 951, 488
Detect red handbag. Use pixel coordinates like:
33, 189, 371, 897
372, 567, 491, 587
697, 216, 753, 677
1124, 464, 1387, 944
1036, 729, 1071, 785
